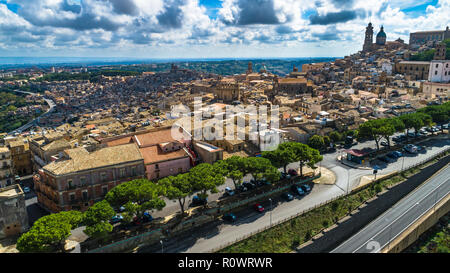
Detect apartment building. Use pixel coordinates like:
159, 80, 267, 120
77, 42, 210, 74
34, 143, 146, 212
0, 147, 14, 188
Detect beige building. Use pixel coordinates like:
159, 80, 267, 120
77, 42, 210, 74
0, 147, 13, 188
214, 78, 240, 102
395, 61, 430, 80
423, 82, 450, 99
0, 184, 29, 239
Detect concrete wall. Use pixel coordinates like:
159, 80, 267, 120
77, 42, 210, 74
383, 195, 450, 253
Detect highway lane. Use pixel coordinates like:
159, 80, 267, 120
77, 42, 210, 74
331, 164, 450, 253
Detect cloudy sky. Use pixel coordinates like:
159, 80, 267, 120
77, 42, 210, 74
0, 0, 448, 58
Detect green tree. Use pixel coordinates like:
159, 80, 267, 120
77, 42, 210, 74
262, 142, 296, 173
105, 179, 166, 221
188, 163, 225, 206
359, 119, 394, 150
291, 143, 323, 177
159, 173, 193, 217
17, 211, 83, 253
308, 135, 325, 151
329, 131, 342, 143
245, 157, 274, 181
82, 200, 115, 238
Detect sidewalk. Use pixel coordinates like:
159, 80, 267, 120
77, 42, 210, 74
313, 167, 336, 185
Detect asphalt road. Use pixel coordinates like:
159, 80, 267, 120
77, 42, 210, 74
331, 164, 450, 253
138, 136, 450, 253
8, 90, 56, 134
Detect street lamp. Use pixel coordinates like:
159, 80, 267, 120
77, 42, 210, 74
160, 240, 163, 254
269, 198, 273, 227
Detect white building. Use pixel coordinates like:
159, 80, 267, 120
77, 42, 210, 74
428, 60, 450, 83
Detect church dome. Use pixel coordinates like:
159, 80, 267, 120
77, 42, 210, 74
376, 26, 386, 45
377, 26, 386, 38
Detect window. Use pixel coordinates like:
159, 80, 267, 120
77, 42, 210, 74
435, 71, 438, 75
68, 180, 73, 188
102, 186, 108, 196
80, 177, 86, 186
101, 172, 107, 182
82, 191, 88, 200
155, 164, 159, 170
69, 193, 75, 201
120, 168, 126, 178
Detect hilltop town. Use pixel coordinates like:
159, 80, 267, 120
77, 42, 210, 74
0, 25, 449, 253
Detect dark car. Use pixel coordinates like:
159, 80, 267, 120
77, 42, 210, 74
288, 169, 298, 176
142, 212, 153, 223
300, 184, 312, 193
23, 186, 31, 194
291, 185, 305, 196
224, 187, 235, 196
281, 172, 291, 180
192, 195, 208, 206
237, 185, 248, 192
378, 156, 392, 163
223, 213, 237, 222
242, 182, 256, 190
110, 215, 123, 224
281, 192, 294, 201
254, 203, 264, 212
380, 141, 388, 147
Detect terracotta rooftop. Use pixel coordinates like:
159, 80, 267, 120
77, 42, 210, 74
133, 128, 185, 148
278, 78, 308, 84
139, 145, 188, 165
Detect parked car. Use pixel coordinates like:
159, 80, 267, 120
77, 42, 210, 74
254, 203, 264, 213
223, 213, 237, 222
110, 215, 123, 224
288, 169, 298, 176
23, 186, 31, 194
291, 185, 305, 196
281, 192, 294, 201
142, 212, 153, 223
378, 156, 392, 163
225, 187, 235, 196
387, 151, 400, 159
300, 184, 312, 193
416, 145, 425, 153
237, 185, 248, 192
404, 144, 418, 154
242, 182, 256, 190
192, 195, 208, 206
281, 172, 291, 179
132, 216, 142, 226
119, 206, 126, 212
442, 123, 449, 130
407, 132, 415, 138
380, 141, 388, 147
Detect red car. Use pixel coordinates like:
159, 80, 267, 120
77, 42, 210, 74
254, 203, 264, 212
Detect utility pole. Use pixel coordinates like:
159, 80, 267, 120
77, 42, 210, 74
269, 198, 273, 227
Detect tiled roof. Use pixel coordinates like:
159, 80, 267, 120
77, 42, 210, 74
139, 145, 188, 164
43, 143, 143, 176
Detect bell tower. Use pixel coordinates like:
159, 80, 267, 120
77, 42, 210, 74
363, 23, 374, 52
